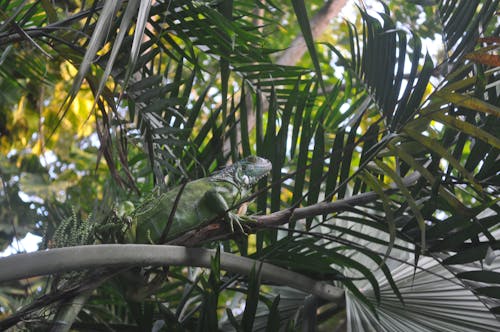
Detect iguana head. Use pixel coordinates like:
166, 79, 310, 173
212, 156, 272, 188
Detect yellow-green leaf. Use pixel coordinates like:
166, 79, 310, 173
374, 160, 426, 252
404, 128, 483, 193
387, 143, 470, 216
431, 113, 500, 149
435, 91, 500, 117
361, 170, 396, 262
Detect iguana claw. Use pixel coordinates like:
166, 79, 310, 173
227, 213, 254, 235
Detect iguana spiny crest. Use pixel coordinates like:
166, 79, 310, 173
210, 155, 272, 188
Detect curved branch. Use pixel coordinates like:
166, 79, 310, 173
0, 244, 343, 302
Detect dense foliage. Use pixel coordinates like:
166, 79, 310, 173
0, 0, 499, 330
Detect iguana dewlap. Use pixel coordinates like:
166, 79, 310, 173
133, 156, 272, 243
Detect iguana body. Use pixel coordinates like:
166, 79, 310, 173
132, 156, 272, 243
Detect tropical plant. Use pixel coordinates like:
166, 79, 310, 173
0, 0, 499, 331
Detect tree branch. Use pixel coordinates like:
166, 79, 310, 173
254, 189, 381, 226
172, 171, 422, 244
0, 244, 344, 302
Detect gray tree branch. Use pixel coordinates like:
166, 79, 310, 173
0, 244, 344, 302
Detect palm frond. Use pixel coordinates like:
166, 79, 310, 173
348, 252, 500, 331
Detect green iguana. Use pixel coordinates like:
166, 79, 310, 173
26, 156, 271, 331
130, 155, 272, 243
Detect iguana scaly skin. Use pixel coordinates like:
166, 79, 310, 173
132, 156, 272, 243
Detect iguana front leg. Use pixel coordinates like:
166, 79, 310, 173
199, 189, 247, 234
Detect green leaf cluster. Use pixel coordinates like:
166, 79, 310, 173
0, 0, 499, 330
